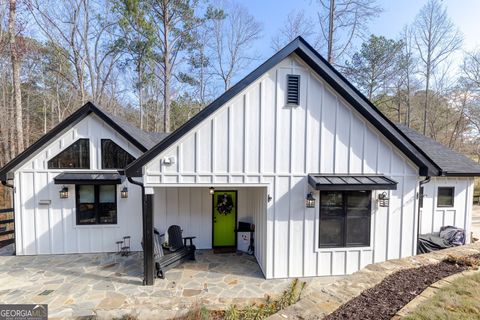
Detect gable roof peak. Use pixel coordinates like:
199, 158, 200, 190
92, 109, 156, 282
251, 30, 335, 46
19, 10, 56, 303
125, 37, 440, 177
0, 101, 168, 182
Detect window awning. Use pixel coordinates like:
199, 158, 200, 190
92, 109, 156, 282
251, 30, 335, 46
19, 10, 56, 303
308, 174, 397, 191
54, 172, 122, 185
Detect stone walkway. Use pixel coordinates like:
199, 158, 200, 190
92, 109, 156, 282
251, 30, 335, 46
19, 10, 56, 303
0, 250, 339, 319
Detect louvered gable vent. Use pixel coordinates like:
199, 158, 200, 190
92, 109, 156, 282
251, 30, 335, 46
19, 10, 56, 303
286, 74, 300, 105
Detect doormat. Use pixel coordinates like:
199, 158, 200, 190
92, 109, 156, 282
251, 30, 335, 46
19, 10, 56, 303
213, 247, 236, 254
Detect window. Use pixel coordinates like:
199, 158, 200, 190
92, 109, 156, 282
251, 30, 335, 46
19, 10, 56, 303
286, 74, 300, 105
319, 191, 371, 248
48, 139, 90, 169
437, 187, 454, 207
76, 185, 117, 225
101, 139, 135, 169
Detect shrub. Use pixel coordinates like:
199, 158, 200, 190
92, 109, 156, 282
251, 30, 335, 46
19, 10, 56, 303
174, 279, 306, 320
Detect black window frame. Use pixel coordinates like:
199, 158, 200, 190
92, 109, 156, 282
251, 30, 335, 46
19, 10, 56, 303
437, 187, 454, 207
286, 74, 300, 105
319, 190, 372, 248
101, 139, 136, 169
75, 184, 117, 225
47, 138, 90, 169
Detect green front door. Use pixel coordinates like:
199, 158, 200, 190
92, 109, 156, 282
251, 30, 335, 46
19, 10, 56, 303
213, 191, 237, 247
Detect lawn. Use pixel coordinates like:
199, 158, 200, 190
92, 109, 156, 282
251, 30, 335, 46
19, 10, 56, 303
405, 272, 480, 320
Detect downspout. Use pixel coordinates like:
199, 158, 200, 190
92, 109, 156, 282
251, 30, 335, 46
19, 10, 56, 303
127, 177, 154, 285
416, 176, 431, 254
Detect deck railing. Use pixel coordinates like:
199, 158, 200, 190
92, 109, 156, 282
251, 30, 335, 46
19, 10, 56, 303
0, 208, 14, 248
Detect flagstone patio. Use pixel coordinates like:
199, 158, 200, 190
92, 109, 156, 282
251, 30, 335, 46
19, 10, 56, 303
0, 250, 340, 319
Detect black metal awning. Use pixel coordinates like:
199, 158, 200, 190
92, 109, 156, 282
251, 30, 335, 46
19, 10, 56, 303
308, 174, 397, 191
54, 172, 122, 185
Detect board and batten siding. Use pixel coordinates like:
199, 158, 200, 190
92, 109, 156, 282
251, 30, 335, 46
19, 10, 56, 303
419, 177, 474, 243
142, 54, 422, 278
13, 114, 143, 255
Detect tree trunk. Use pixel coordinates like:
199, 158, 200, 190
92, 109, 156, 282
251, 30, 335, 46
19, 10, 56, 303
139, 65, 144, 130
423, 67, 430, 135
0, 77, 9, 165
406, 76, 411, 127
8, 94, 15, 159
162, 1, 171, 133
25, 93, 30, 146
9, 0, 24, 154
327, 0, 335, 64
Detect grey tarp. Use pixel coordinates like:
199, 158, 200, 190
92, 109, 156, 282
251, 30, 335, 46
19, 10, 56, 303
417, 226, 465, 254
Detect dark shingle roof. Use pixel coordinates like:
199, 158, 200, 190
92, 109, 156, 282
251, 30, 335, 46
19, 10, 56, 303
397, 125, 480, 176
104, 111, 168, 149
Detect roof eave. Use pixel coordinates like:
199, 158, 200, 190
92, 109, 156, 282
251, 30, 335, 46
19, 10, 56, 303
442, 171, 480, 177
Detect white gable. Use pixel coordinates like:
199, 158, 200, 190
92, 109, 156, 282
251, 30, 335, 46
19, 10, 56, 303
16, 114, 143, 172
143, 54, 417, 184
142, 53, 422, 279
12, 113, 144, 256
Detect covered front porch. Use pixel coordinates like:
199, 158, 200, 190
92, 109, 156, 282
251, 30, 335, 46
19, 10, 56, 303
0, 250, 322, 319
141, 185, 268, 284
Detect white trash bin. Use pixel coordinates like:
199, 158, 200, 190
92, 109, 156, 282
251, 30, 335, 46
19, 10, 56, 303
237, 231, 251, 253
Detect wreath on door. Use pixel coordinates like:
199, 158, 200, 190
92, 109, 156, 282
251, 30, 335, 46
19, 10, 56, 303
216, 193, 234, 215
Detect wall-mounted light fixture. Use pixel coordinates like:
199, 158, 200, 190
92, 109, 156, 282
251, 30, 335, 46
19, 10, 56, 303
59, 186, 69, 199
378, 192, 390, 207
267, 194, 272, 202
209, 187, 215, 195
121, 186, 129, 199
305, 192, 316, 208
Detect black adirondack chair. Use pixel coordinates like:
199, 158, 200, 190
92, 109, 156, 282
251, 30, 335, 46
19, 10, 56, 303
152, 225, 196, 279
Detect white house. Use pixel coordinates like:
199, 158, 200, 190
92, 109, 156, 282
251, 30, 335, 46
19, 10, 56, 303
1, 37, 479, 285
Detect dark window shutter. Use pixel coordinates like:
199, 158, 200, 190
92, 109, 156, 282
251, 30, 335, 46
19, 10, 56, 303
287, 74, 300, 105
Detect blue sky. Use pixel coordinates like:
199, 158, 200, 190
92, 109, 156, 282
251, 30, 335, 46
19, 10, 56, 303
245, 0, 480, 60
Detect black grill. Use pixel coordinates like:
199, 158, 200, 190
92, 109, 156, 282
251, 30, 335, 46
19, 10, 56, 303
287, 74, 300, 105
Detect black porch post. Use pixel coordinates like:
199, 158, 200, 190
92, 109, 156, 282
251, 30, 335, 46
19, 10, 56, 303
143, 193, 154, 285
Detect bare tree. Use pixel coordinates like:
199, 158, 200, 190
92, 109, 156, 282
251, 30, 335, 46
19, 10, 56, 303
463, 50, 480, 88
399, 25, 419, 127
8, 0, 23, 153
413, 0, 462, 135
317, 0, 382, 65
210, 1, 262, 91
29, 0, 123, 110
462, 50, 480, 150
0, 3, 11, 165
271, 10, 315, 51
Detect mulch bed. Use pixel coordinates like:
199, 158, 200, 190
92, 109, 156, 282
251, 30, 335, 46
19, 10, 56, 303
324, 254, 480, 320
